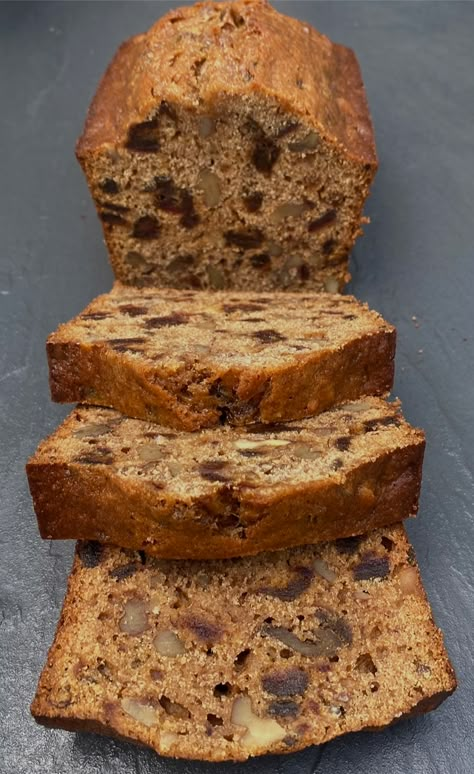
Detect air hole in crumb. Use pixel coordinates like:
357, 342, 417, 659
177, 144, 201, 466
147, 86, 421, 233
121, 447, 131, 454
370, 682, 379, 693
234, 648, 251, 670
223, 734, 234, 742
355, 653, 377, 675
214, 682, 231, 698
206, 648, 214, 657
280, 648, 293, 659
138, 550, 146, 565
297, 615, 305, 621
207, 713, 224, 726
329, 655, 339, 663
264, 616, 274, 624
88, 439, 99, 445
381, 536, 395, 552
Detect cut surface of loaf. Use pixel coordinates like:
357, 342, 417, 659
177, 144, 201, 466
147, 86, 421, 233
31, 526, 456, 761
47, 285, 395, 430
77, 0, 377, 292
27, 398, 425, 559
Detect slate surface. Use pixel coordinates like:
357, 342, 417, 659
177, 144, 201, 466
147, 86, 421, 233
1, 2, 473, 773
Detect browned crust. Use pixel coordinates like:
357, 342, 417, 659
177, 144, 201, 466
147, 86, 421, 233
26, 437, 425, 560
76, 0, 377, 167
46, 327, 396, 432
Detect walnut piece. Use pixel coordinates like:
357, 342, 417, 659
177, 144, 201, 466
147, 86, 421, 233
121, 697, 157, 727
231, 696, 286, 750
119, 598, 148, 635
313, 558, 337, 584
271, 202, 311, 224
234, 438, 290, 452
198, 169, 221, 207
153, 630, 185, 657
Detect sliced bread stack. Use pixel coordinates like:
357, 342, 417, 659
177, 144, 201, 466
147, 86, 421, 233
27, 0, 455, 764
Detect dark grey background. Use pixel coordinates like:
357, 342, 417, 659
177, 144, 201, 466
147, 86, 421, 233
1, 2, 473, 773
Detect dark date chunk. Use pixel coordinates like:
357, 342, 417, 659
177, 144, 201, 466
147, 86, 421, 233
154, 176, 199, 228
353, 554, 390, 581
109, 562, 139, 581
99, 211, 127, 226
199, 460, 229, 483
224, 228, 264, 250
314, 609, 353, 649
99, 178, 119, 194
242, 191, 263, 213
364, 416, 401, 432
144, 313, 187, 328
252, 329, 286, 344
77, 541, 103, 568
223, 302, 265, 313
308, 210, 337, 233
118, 305, 148, 317
262, 667, 308, 697
257, 566, 313, 602
335, 535, 362, 554
252, 135, 280, 174
180, 613, 223, 644
126, 119, 160, 152
74, 446, 114, 465
268, 699, 299, 718
109, 337, 146, 352
81, 311, 111, 321
335, 436, 351, 452
132, 216, 160, 240
250, 253, 271, 268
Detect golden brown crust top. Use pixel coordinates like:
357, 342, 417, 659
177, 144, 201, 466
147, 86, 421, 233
77, 0, 377, 165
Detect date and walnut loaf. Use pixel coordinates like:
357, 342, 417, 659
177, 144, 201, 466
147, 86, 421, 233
31, 526, 456, 761
47, 285, 395, 430
77, 0, 377, 292
27, 398, 425, 559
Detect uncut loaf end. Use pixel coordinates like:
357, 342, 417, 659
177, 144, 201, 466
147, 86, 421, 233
77, 0, 377, 292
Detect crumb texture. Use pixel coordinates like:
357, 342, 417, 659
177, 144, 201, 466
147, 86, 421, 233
27, 398, 425, 558
31, 526, 456, 761
47, 285, 395, 429
77, 0, 377, 291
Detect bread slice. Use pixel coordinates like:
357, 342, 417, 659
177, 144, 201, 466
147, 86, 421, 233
27, 398, 424, 559
31, 525, 456, 761
76, 0, 377, 292
47, 285, 395, 430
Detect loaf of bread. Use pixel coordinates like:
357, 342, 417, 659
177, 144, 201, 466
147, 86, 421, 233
31, 525, 456, 761
47, 284, 395, 430
27, 398, 424, 559
76, 0, 377, 292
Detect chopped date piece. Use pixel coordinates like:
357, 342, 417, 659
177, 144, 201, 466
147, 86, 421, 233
335, 437, 351, 452
109, 337, 147, 352
224, 228, 264, 250
109, 563, 140, 581
335, 536, 363, 554
308, 210, 337, 233
257, 566, 313, 602
77, 540, 103, 568
99, 211, 127, 226
118, 305, 148, 317
353, 554, 390, 581
314, 609, 353, 648
180, 613, 223, 644
262, 667, 309, 697
126, 119, 160, 152
99, 178, 119, 194
199, 461, 229, 483
252, 136, 280, 173
268, 699, 300, 718
252, 329, 286, 344
96, 201, 130, 214
132, 216, 161, 240
364, 416, 401, 432
250, 253, 271, 268
144, 314, 187, 328
242, 191, 263, 212
81, 312, 111, 321
223, 302, 266, 313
